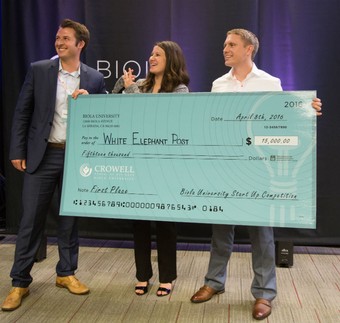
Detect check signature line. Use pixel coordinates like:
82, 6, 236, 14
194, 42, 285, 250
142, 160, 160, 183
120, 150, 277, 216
132, 153, 246, 160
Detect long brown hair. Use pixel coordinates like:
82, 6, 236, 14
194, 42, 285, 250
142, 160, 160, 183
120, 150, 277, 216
140, 41, 190, 93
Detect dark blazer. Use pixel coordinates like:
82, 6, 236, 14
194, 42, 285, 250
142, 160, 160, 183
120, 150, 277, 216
9, 58, 107, 173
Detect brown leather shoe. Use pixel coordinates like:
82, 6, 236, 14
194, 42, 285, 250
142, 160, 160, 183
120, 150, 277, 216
190, 285, 225, 303
1, 287, 29, 311
252, 298, 272, 320
56, 275, 89, 295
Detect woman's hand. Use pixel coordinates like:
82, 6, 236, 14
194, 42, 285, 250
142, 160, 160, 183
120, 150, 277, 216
123, 68, 136, 88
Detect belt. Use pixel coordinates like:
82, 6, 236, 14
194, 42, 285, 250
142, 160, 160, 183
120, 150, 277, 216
48, 142, 65, 149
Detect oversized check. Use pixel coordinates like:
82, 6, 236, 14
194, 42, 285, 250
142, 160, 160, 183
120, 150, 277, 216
60, 91, 316, 228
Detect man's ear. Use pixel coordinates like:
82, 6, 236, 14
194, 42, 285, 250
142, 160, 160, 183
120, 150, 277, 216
247, 44, 254, 57
78, 40, 85, 50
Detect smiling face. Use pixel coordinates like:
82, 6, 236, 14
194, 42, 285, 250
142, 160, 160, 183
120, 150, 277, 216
55, 27, 84, 62
149, 45, 167, 77
223, 33, 253, 69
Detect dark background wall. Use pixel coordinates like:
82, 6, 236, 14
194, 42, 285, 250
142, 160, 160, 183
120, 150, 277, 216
1, 0, 339, 245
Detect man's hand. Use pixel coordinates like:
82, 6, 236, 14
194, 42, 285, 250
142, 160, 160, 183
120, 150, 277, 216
72, 89, 89, 99
11, 159, 26, 172
312, 98, 322, 116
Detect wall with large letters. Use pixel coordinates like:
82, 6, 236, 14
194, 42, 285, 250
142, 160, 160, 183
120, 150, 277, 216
1, 0, 340, 245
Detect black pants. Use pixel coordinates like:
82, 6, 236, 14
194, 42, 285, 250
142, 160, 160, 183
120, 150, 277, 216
133, 220, 177, 283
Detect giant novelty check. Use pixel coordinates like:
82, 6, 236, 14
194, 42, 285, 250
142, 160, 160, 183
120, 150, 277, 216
60, 91, 317, 228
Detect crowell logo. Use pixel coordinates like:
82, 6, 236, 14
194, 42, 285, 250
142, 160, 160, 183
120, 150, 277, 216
80, 164, 93, 177
94, 165, 134, 174
79, 163, 135, 178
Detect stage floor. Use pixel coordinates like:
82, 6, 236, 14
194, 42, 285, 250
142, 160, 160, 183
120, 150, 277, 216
0, 235, 339, 323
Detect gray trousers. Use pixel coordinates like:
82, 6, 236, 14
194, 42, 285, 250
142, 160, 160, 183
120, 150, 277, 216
204, 224, 277, 301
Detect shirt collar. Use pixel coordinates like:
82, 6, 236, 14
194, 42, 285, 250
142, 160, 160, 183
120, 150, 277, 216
226, 63, 261, 80
59, 60, 81, 77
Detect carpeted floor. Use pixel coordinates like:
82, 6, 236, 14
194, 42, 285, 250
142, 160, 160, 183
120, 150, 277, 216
0, 235, 339, 323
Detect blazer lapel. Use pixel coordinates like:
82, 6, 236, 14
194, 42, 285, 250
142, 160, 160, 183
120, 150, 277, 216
79, 62, 88, 89
48, 59, 59, 111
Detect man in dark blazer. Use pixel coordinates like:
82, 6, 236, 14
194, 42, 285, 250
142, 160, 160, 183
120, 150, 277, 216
2, 19, 107, 311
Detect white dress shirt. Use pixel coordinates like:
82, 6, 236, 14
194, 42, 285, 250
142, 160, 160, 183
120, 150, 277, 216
212, 63, 282, 93
49, 62, 80, 143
